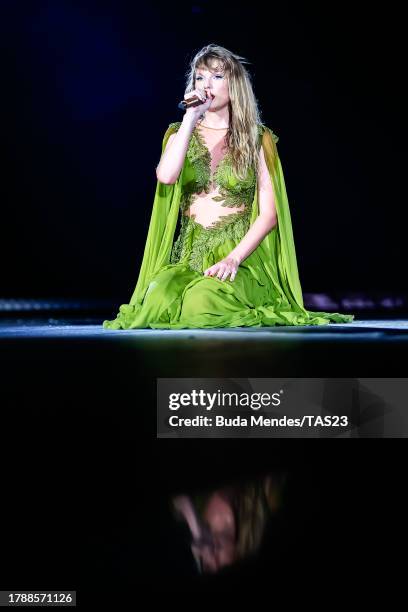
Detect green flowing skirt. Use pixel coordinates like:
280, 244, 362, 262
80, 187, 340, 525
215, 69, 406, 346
103, 218, 354, 330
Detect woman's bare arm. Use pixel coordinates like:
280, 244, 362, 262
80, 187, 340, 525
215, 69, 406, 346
226, 145, 277, 265
156, 115, 197, 184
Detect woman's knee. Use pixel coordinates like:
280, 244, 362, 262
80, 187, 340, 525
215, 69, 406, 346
144, 266, 195, 301
182, 277, 223, 314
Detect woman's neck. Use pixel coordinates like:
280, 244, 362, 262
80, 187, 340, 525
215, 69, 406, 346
199, 109, 230, 129
199, 122, 229, 130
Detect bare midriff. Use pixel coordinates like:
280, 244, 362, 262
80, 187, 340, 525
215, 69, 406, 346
183, 124, 246, 229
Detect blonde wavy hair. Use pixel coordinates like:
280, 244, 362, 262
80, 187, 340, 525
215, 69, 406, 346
184, 44, 263, 181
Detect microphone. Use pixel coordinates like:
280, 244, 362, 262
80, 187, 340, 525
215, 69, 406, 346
178, 90, 213, 111
177, 94, 204, 111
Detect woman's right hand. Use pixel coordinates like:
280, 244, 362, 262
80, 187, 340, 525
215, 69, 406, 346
183, 88, 214, 121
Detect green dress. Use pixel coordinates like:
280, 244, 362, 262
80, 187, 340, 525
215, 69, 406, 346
103, 122, 354, 329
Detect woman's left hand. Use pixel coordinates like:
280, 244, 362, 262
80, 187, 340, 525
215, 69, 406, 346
203, 256, 240, 282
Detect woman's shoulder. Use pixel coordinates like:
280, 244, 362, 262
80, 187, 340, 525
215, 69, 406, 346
160, 121, 183, 148
258, 123, 279, 143
164, 121, 278, 143
167, 121, 183, 132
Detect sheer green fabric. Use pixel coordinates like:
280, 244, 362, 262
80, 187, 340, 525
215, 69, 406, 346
103, 122, 354, 329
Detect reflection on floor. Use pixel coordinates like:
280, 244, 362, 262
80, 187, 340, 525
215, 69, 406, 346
0, 312, 406, 596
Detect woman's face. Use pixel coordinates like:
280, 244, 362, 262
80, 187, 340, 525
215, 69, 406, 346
200, 493, 237, 573
194, 63, 230, 112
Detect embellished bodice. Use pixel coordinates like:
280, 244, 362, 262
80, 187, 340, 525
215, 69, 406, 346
167, 120, 270, 273
167, 120, 263, 231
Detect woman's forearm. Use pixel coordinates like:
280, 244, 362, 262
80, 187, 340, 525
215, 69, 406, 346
228, 214, 277, 265
156, 115, 196, 184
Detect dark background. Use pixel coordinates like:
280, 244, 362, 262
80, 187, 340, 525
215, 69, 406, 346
1, 0, 405, 301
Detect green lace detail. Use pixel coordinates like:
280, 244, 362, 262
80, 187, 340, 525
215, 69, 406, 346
175, 123, 213, 213
168, 121, 182, 132
170, 210, 252, 274
169, 219, 186, 267
191, 126, 230, 188
167, 121, 278, 273
180, 191, 195, 214
189, 125, 257, 216
210, 177, 256, 208
167, 122, 271, 213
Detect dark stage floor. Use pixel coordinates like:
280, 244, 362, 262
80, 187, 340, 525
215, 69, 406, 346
0, 314, 406, 601
1, 315, 407, 375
